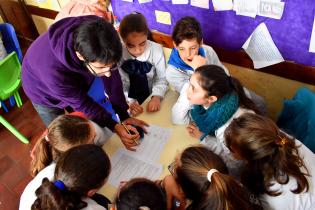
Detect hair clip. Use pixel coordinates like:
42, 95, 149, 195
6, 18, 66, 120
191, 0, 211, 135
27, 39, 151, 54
42, 129, 49, 142
54, 180, 67, 191
276, 135, 287, 146
207, 169, 218, 182
139, 206, 150, 210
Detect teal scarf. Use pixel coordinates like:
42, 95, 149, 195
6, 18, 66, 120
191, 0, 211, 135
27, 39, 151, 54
191, 93, 239, 140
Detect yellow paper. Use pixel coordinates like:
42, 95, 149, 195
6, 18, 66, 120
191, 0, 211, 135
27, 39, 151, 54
155, 10, 171, 25
36, 0, 60, 10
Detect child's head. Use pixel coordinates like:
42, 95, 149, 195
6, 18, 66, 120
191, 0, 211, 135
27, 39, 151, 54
119, 13, 149, 58
73, 19, 122, 77
187, 65, 259, 112
173, 146, 255, 210
114, 178, 166, 210
31, 144, 111, 210
225, 113, 309, 195
30, 114, 95, 176
172, 16, 203, 63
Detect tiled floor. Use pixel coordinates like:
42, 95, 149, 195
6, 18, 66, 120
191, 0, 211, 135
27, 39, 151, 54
0, 95, 46, 210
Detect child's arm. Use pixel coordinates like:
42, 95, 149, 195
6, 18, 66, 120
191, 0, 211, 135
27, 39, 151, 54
171, 83, 192, 125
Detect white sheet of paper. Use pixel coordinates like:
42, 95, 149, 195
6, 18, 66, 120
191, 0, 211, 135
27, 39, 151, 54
242, 23, 284, 69
124, 125, 171, 162
258, 0, 285, 19
172, 0, 188, 4
212, 0, 233, 11
122, 0, 133, 2
233, 0, 258, 18
108, 150, 163, 187
191, 0, 209, 9
309, 15, 315, 53
138, 0, 152, 3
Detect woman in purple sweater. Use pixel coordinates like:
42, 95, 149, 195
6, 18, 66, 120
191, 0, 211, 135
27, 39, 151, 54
22, 16, 146, 150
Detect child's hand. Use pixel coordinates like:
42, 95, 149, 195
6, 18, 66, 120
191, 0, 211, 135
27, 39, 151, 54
187, 55, 206, 70
163, 175, 186, 210
186, 123, 203, 139
128, 101, 143, 117
146, 96, 161, 112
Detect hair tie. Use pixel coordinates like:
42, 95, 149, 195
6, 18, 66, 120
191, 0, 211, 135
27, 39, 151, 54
139, 206, 150, 210
54, 180, 67, 191
276, 135, 287, 146
207, 169, 218, 182
42, 129, 49, 142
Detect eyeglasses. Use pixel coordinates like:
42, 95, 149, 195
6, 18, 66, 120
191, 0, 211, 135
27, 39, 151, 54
85, 62, 118, 77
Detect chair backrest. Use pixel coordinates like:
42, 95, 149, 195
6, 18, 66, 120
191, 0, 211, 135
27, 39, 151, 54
0, 23, 22, 63
0, 52, 21, 100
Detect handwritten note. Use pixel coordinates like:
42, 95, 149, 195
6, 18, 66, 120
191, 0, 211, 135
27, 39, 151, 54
155, 10, 172, 25
242, 23, 284, 69
258, 0, 285, 19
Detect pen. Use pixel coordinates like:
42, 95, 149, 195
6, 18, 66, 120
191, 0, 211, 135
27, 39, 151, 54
116, 114, 139, 145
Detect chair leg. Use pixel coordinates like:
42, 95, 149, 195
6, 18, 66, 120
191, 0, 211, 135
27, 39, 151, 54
0, 115, 29, 144
14, 91, 22, 107
1, 101, 9, 112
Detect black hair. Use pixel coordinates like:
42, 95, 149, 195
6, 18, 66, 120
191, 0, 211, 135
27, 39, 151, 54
195, 65, 260, 114
172, 16, 203, 46
115, 178, 167, 210
119, 13, 150, 40
31, 144, 111, 210
73, 19, 122, 64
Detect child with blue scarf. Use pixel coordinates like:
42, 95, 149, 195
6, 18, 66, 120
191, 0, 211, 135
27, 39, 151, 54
118, 13, 168, 117
166, 16, 266, 114
172, 65, 260, 178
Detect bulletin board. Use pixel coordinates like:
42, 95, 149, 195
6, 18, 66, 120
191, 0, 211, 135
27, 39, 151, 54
111, 0, 315, 68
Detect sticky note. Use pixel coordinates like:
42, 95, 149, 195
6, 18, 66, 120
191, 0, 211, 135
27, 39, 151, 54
155, 10, 171, 25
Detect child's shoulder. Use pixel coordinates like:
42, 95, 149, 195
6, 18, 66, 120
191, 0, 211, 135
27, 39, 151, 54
147, 40, 163, 51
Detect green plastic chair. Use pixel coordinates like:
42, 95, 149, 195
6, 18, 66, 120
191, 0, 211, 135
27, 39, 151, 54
0, 52, 28, 144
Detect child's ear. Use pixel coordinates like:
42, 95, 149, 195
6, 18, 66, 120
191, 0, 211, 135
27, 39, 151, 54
86, 188, 98, 197
207, 95, 217, 104
75, 51, 85, 61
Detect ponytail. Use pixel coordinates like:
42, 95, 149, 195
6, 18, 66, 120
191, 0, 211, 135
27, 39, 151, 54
229, 77, 260, 114
31, 178, 87, 210
30, 135, 53, 177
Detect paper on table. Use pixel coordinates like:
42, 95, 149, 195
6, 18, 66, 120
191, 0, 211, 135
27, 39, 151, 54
172, 0, 188, 4
139, 0, 152, 3
233, 0, 258, 18
258, 0, 285, 19
108, 150, 163, 187
242, 23, 284, 69
309, 15, 315, 53
212, 0, 233, 11
123, 125, 172, 163
155, 10, 172, 25
191, 0, 209, 9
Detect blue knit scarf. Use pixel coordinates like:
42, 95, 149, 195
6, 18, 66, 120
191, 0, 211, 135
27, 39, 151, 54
191, 93, 239, 140
168, 47, 205, 71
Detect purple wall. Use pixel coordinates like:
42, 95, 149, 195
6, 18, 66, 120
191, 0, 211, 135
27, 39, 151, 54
112, 0, 315, 68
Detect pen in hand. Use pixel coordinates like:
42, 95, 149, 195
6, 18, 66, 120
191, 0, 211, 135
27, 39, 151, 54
116, 114, 139, 145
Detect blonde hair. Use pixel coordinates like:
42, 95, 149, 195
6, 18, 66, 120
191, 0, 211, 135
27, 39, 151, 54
30, 115, 92, 176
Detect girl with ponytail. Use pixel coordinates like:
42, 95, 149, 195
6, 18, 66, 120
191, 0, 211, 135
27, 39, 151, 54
172, 65, 259, 177
225, 113, 315, 210
164, 146, 258, 210
30, 144, 111, 210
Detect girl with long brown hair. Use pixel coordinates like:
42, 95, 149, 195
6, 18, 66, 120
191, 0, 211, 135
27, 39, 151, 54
225, 113, 315, 210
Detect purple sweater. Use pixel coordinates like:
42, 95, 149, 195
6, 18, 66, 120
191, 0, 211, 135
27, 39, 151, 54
22, 16, 129, 130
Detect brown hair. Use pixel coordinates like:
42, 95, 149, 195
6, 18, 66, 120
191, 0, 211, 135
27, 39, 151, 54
31, 144, 111, 210
225, 113, 309, 196
195, 65, 260, 114
175, 146, 256, 210
30, 115, 93, 177
119, 13, 149, 40
172, 16, 203, 46
115, 178, 166, 210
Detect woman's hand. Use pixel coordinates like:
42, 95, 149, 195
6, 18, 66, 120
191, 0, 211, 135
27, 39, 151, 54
123, 117, 149, 133
186, 123, 203, 139
114, 124, 139, 151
